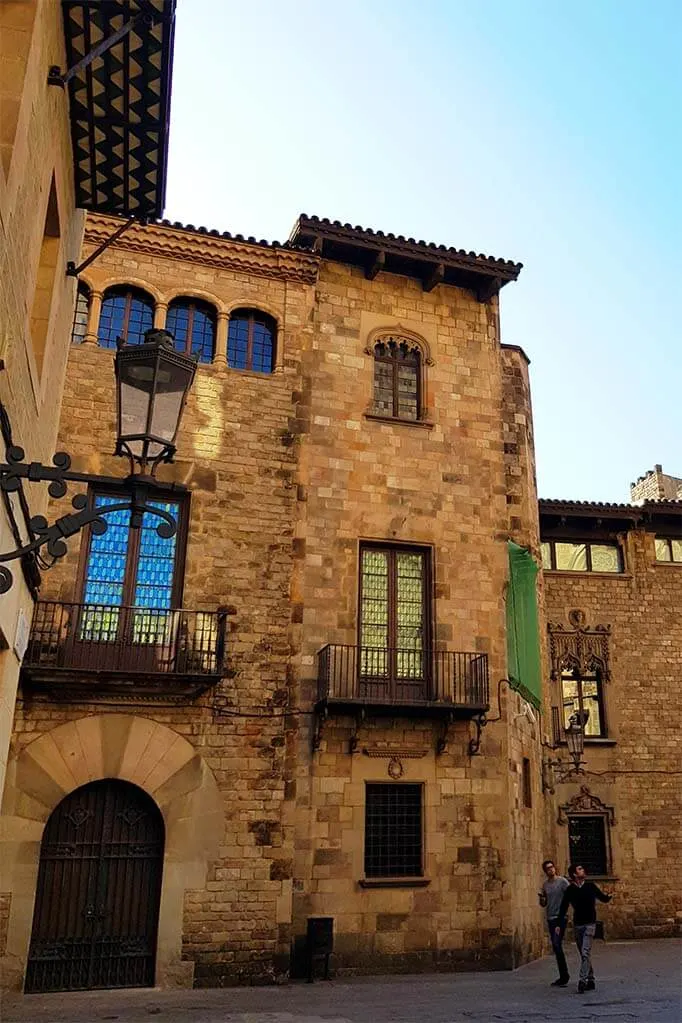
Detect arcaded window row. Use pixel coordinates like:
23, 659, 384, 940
72, 284, 277, 373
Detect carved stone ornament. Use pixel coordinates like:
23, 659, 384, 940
387, 758, 404, 780
364, 325, 434, 365
548, 609, 611, 681
362, 746, 428, 759
557, 786, 615, 826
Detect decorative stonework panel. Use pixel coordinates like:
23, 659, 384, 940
548, 609, 611, 681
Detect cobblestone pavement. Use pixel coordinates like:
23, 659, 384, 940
3, 940, 680, 1023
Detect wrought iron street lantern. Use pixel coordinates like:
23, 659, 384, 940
0, 329, 196, 594
115, 329, 196, 474
542, 708, 589, 794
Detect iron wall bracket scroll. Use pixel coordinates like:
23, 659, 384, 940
0, 446, 178, 595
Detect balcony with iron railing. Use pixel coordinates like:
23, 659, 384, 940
317, 645, 489, 718
21, 601, 229, 700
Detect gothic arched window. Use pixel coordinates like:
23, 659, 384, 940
373, 337, 421, 421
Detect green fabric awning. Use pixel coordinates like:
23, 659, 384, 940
506, 541, 542, 710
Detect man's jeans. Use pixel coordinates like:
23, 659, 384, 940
548, 918, 569, 981
574, 923, 596, 985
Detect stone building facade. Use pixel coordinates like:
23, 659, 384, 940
0, 213, 550, 990
0, 1, 176, 990
540, 496, 682, 939
0, 0, 85, 807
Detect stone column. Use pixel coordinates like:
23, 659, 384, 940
82, 290, 102, 346
153, 301, 168, 329
214, 311, 229, 365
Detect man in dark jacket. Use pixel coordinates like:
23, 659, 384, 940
556, 863, 612, 993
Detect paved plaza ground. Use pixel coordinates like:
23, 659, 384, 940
3, 939, 680, 1023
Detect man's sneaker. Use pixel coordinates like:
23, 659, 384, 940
585, 980, 595, 991
577, 982, 586, 993
551, 979, 569, 986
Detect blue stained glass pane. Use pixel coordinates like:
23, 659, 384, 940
133, 501, 179, 610
82, 499, 130, 607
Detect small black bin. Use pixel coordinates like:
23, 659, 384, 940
306, 916, 334, 981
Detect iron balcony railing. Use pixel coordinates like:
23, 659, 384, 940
24, 601, 228, 678
317, 645, 489, 708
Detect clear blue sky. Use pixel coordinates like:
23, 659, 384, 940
165, 0, 681, 502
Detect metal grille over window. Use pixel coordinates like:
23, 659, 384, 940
568, 815, 608, 876
71, 284, 90, 344
364, 784, 423, 878
373, 338, 420, 421
227, 309, 276, 373
98, 287, 154, 349
165, 299, 216, 363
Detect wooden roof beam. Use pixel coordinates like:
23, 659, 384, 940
423, 262, 445, 292
365, 249, 386, 281
476, 276, 502, 303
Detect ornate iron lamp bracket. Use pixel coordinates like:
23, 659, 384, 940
0, 446, 177, 595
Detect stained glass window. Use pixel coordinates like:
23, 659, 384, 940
372, 338, 421, 421
541, 540, 622, 573
80, 493, 182, 642
71, 284, 90, 344
98, 286, 154, 349
359, 545, 427, 682
655, 537, 682, 563
227, 309, 276, 373
166, 298, 216, 363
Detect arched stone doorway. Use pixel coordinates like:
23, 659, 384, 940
25, 779, 164, 993
0, 715, 223, 992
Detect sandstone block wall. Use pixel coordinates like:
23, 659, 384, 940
543, 526, 682, 939
2, 216, 547, 987
0, 0, 83, 805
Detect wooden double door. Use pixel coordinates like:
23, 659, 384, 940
25, 780, 164, 993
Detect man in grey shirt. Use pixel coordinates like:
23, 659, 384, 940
539, 858, 570, 986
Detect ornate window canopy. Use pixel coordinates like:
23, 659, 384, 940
548, 609, 611, 682
558, 785, 615, 826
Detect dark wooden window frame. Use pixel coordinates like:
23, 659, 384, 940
560, 668, 607, 738
358, 541, 433, 652
541, 538, 624, 573
227, 308, 277, 373
76, 486, 189, 609
98, 286, 155, 349
363, 782, 424, 879
371, 338, 422, 422
165, 297, 217, 363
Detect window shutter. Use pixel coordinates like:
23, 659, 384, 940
506, 541, 542, 709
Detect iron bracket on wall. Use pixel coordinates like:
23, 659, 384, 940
436, 711, 455, 755
349, 707, 366, 754
0, 446, 180, 595
468, 712, 488, 756
47, 8, 155, 88
67, 216, 138, 278
312, 706, 328, 752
